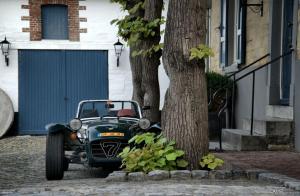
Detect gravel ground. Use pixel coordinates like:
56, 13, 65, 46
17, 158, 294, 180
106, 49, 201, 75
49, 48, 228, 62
0, 136, 299, 195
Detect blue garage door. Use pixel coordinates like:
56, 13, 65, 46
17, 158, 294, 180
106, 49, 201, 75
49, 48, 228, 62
19, 50, 108, 134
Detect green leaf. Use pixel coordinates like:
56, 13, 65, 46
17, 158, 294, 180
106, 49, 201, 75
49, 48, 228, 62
200, 161, 206, 168
189, 44, 214, 61
110, 19, 119, 25
208, 162, 218, 170
157, 158, 166, 167
174, 150, 185, 157
166, 153, 178, 161
176, 159, 188, 168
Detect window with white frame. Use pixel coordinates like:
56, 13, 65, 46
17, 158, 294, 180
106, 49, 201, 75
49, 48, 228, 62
219, 0, 246, 68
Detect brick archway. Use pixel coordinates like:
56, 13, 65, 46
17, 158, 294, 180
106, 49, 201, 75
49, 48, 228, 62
28, 0, 79, 41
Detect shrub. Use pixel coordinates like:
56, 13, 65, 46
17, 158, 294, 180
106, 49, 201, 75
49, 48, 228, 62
119, 132, 188, 173
206, 72, 233, 96
199, 153, 224, 170
206, 72, 234, 112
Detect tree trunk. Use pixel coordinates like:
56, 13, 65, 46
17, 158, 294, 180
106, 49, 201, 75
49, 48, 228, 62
130, 43, 144, 107
127, 0, 145, 108
141, 0, 163, 122
162, 0, 208, 169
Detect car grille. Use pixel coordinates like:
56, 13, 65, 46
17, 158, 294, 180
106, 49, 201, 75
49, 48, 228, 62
91, 140, 128, 158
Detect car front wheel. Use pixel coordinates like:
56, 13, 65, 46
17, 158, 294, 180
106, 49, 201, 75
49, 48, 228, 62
46, 133, 64, 180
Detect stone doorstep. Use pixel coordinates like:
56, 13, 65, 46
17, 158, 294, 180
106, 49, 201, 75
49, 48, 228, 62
105, 169, 300, 192
222, 129, 267, 151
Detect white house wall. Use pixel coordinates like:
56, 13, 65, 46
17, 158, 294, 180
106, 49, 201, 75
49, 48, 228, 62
0, 0, 170, 112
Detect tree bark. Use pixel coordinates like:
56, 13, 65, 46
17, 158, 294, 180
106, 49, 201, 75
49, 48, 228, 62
126, 0, 145, 108
162, 0, 208, 169
141, 0, 163, 122
130, 43, 144, 107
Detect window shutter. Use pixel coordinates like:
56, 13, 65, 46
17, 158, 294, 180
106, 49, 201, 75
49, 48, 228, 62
42, 5, 69, 40
220, 0, 228, 67
236, 0, 246, 64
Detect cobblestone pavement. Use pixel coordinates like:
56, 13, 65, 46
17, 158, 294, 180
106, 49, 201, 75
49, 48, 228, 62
0, 136, 299, 195
215, 151, 300, 180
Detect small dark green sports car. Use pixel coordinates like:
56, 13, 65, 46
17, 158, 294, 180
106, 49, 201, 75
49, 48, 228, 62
45, 100, 161, 180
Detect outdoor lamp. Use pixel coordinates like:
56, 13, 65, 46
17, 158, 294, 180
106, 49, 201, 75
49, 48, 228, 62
0, 37, 11, 66
113, 39, 124, 67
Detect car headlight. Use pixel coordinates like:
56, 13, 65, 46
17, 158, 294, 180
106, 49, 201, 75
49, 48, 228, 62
138, 118, 151, 130
70, 118, 82, 131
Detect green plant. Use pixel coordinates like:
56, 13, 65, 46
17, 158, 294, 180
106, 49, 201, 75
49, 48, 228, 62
110, 0, 165, 57
199, 153, 224, 170
119, 132, 188, 173
189, 44, 214, 60
206, 72, 234, 112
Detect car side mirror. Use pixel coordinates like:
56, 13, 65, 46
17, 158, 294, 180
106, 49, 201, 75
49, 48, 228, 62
142, 106, 151, 110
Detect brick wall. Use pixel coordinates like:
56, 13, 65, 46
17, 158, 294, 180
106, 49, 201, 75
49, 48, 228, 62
22, 0, 87, 41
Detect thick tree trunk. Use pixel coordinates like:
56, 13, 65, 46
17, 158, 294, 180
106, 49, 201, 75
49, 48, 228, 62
141, 0, 163, 122
130, 43, 144, 107
162, 0, 208, 169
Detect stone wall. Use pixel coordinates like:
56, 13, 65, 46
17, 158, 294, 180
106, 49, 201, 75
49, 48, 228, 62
208, 0, 270, 72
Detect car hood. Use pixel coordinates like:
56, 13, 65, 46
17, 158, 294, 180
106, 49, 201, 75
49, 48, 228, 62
84, 118, 138, 141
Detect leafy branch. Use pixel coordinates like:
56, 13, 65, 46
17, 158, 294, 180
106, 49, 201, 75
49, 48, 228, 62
189, 44, 214, 61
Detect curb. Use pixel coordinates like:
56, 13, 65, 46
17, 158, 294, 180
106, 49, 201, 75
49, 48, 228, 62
105, 169, 300, 192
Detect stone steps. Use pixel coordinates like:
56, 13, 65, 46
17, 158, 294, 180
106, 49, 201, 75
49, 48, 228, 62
222, 129, 267, 151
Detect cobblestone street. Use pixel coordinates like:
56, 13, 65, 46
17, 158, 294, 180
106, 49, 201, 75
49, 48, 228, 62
0, 136, 299, 195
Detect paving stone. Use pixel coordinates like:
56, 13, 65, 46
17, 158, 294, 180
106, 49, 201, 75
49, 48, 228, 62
105, 171, 127, 182
170, 170, 191, 180
128, 172, 146, 181
258, 173, 292, 185
245, 169, 267, 180
216, 170, 232, 179
284, 181, 300, 191
191, 170, 208, 179
232, 169, 246, 179
147, 170, 170, 181
209, 170, 232, 179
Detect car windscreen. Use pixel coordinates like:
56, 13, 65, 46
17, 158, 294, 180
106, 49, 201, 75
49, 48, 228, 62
78, 101, 140, 119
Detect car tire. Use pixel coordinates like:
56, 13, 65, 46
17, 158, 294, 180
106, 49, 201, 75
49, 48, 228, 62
46, 133, 64, 180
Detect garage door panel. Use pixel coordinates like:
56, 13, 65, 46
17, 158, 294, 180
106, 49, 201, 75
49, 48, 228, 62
65, 50, 108, 121
18, 50, 108, 134
19, 50, 66, 133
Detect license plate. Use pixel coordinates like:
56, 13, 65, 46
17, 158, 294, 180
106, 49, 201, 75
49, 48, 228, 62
99, 132, 124, 137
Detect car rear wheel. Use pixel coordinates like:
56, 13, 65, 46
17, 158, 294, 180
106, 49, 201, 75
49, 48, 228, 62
46, 133, 64, 180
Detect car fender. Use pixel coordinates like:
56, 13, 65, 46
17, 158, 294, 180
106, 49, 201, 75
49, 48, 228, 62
146, 122, 161, 134
46, 123, 70, 135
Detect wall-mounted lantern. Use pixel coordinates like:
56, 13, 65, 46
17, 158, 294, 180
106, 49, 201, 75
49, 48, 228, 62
0, 37, 11, 66
113, 39, 124, 67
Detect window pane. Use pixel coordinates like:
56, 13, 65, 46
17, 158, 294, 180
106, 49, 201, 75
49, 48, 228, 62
42, 5, 69, 40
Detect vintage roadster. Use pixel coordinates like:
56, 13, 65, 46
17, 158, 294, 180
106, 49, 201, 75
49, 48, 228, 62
45, 100, 161, 180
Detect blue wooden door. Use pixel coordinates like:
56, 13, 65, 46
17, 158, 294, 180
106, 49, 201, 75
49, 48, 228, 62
281, 0, 294, 105
19, 50, 108, 134
65, 50, 108, 121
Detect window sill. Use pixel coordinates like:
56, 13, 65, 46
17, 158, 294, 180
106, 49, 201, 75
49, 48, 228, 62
222, 62, 239, 74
